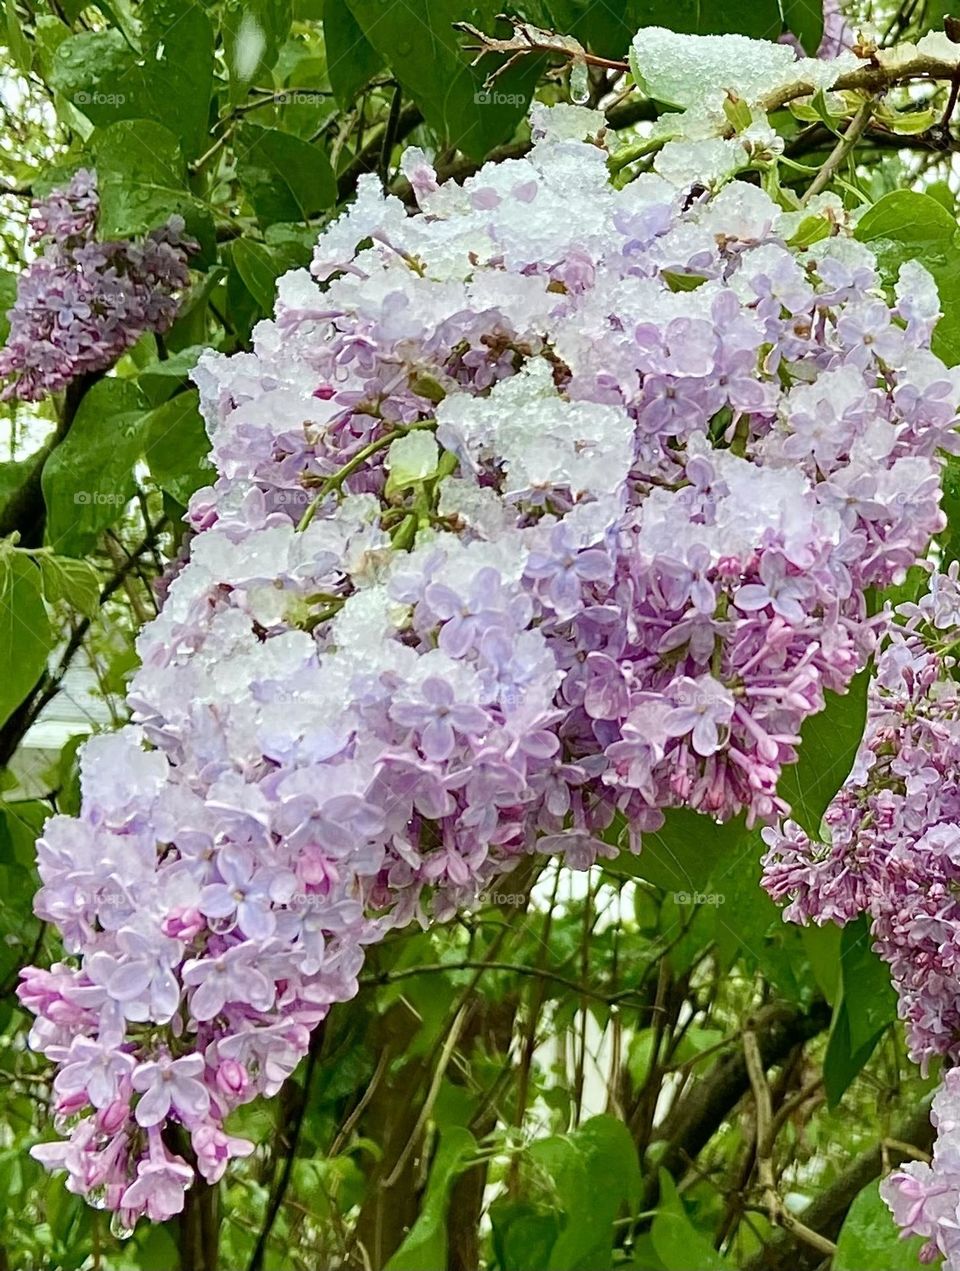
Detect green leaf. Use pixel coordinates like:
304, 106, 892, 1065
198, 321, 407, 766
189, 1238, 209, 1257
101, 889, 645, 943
231, 239, 286, 311
91, 119, 213, 256
710, 837, 816, 1004
927, 180, 956, 214
130, 1224, 181, 1271
138, 345, 205, 407
0, 797, 46, 988
0, 453, 37, 527
612, 808, 750, 892
541, 1117, 640, 1271
144, 389, 213, 504
140, 0, 215, 160
0, 552, 54, 730
490, 1200, 563, 1271
163, 266, 225, 352
632, 0, 783, 40
345, 1, 536, 160
51, 30, 144, 129
628, 1024, 724, 1085
4, 0, 30, 75
781, 0, 825, 53
41, 378, 147, 555
824, 917, 895, 1107
801, 921, 842, 1006
651, 1170, 726, 1271
917, 0, 956, 37
37, 554, 100, 618
777, 668, 869, 839
0, 798, 48, 867
33, 14, 70, 82
237, 124, 336, 226
383, 1126, 476, 1271
504, 1116, 640, 1271
51, 9, 211, 158
856, 190, 960, 366
55, 734, 85, 816
834, 1181, 929, 1271
324, 0, 384, 106
223, 0, 293, 102
940, 452, 960, 568
840, 915, 897, 1055
543, 0, 639, 58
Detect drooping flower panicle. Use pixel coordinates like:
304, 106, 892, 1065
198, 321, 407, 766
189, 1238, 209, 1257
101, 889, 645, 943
17, 84, 959, 1224
761, 564, 960, 1268
0, 169, 196, 402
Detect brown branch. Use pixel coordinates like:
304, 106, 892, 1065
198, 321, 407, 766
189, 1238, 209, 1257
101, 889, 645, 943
453, 17, 628, 76
639, 997, 831, 1212
359, 958, 657, 1008
0, 521, 167, 769
743, 1028, 837, 1259
447, 992, 519, 1271
337, 103, 423, 201
247, 1023, 325, 1271
789, 120, 960, 156
0, 371, 102, 547
801, 98, 875, 204
742, 1097, 936, 1271
765, 52, 960, 113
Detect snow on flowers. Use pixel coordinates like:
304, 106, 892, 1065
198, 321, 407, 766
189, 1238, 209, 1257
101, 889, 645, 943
17, 60, 960, 1224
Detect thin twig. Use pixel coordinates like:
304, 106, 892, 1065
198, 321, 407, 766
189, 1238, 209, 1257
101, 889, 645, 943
248, 1028, 323, 1271
359, 958, 657, 1007
743, 1029, 838, 1260
379, 84, 403, 189
381, 1005, 467, 1188
801, 99, 875, 203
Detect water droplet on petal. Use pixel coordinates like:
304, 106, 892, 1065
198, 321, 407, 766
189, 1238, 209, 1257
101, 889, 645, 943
110, 1210, 135, 1240
569, 60, 590, 106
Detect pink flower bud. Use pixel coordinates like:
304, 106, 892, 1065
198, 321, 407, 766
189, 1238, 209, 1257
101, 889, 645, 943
97, 1099, 129, 1136
162, 906, 204, 939
55, 1090, 89, 1117
216, 1059, 249, 1098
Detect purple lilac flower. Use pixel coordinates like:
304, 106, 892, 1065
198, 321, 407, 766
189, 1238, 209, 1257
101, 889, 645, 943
0, 170, 196, 401
17, 91, 960, 1228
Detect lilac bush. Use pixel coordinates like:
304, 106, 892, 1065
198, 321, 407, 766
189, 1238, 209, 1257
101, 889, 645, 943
16, 79, 960, 1227
0, 170, 195, 402
763, 564, 960, 1266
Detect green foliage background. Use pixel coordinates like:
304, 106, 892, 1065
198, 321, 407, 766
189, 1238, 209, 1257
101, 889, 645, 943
0, 0, 954, 1268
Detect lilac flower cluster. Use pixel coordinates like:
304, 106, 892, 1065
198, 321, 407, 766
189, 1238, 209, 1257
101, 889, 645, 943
761, 566, 960, 1265
883, 1067, 960, 1268
18, 96, 959, 1225
0, 169, 195, 401
762, 567, 960, 1064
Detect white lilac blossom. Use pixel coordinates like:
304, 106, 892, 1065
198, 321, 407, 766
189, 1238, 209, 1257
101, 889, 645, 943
760, 566, 960, 1265
17, 70, 960, 1225
0, 170, 196, 402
